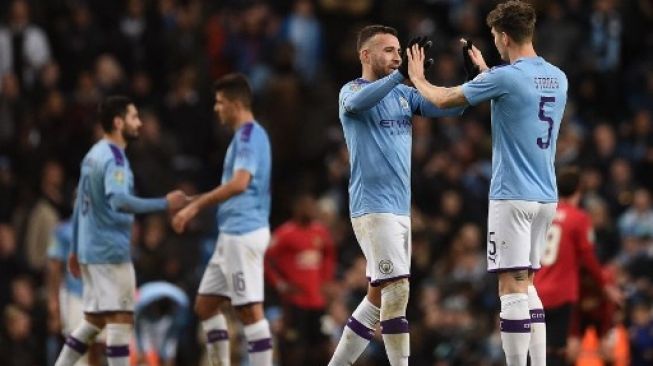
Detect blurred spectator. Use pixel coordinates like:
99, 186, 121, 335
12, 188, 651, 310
278, 0, 324, 83
617, 188, 653, 240
24, 160, 65, 272
265, 193, 336, 366
0, 304, 41, 366
0, 0, 51, 91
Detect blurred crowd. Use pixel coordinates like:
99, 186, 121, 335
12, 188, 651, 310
0, 0, 652, 365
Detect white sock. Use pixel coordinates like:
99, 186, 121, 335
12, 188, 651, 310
528, 286, 546, 366
106, 323, 132, 366
55, 319, 101, 366
243, 319, 272, 366
500, 293, 531, 366
328, 297, 380, 366
202, 314, 230, 366
380, 282, 410, 366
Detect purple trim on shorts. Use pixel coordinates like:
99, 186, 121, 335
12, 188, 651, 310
530, 309, 546, 323
64, 336, 88, 354
487, 266, 532, 274
346, 317, 374, 340
248, 338, 272, 353
207, 329, 229, 343
106, 345, 130, 357
381, 316, 410, 334
500, 318, 531, 333
369, 275, 410, 287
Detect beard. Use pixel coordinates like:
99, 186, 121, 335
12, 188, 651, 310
122, 129, 139, 141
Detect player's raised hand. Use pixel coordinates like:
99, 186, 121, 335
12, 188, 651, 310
171, 204, 198, 234
460, 38, 488, 77
166, 190, 190, 213
398, 36, 433, 79
407, 44, 426, 83
68, 253, 81, 278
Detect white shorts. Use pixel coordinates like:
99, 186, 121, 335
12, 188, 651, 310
81, 263, 136, 313
198, 227, 270, 306
487, 200, 557, 272
59, 287, 83, 335
351, 213, 411, 286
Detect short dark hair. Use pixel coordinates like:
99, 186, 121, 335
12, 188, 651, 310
557, 166, 581, 198
356, 25, 398, 51
486, 0, 536, 44
213, 73, 252, 109
98, 96, 133, 133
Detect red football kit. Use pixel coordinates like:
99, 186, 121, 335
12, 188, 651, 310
534, 202, 605, 308
265, 221, 335, 309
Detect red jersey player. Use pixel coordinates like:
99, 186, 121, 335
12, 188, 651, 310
534, 167, 622, 366
265, 193, 336, 365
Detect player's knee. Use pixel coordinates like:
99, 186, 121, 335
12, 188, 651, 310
380, 279, 409, 320
194, 297, 223, 320
235, 303, 264, 325
498, 270, 529, 295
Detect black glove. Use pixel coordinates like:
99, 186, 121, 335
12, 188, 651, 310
398, 36, 434, 79
462, 39, 480, 81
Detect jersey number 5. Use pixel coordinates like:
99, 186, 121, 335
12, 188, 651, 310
537, 96, 556, 149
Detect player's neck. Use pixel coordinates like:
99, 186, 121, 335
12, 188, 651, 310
508, 43, 537, 64
231, 111, 255, 131
361, 67, 380, 82
104, 132, 126, 149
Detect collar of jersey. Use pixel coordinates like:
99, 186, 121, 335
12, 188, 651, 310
514, 56, 543, 64
355, 78, 371, 84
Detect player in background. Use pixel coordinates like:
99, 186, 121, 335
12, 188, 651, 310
406, 1, 568, 365
54, 96, 189, 366
534, 167, 622, 365
265, 193, 336, 366
171, 73, 273, 366
329, 25, 464, 366
132, 281, 190, 366
47, 217, 103, 365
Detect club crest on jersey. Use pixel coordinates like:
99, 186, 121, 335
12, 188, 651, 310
399, 96, 410, 111
114, 170, 125, 184
379, 259, 394, 274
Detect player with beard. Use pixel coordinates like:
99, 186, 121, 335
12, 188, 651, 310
328, 25, 463, 366
54, 96, 189, 366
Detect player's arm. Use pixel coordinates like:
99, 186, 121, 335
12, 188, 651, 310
68, 200, 81, 278
321, 229, 336, 283
187, 170, 250, 211
105, 160, 187, 214
264, 233, 291, 293
341, 71, 405, 114
410, 88, 467, 117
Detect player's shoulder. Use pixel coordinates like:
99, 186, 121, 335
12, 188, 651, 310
340, 78, 369, 94
92, 140, 126, 167
239, 121, 269, 143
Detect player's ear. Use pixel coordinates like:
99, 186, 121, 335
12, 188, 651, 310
360, 49, 369, 64
113, 115, 123, 131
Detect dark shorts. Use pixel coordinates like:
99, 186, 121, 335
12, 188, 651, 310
281, 305, 329, 346
544, 303, 573, 349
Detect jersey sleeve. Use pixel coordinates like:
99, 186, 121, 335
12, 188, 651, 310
104, 159, 130, 197
340, 71, 404, 114
461, 66, 511, 106
576, 214, 605, 287
233, 127, 260, 176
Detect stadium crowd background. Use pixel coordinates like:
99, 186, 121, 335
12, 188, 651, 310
0, 0, 652, 365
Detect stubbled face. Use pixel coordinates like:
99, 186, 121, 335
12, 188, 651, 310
213, 91, 238, 128
121, 104, 141, 141
361, 33, 401, 79
491, 27, 509, 61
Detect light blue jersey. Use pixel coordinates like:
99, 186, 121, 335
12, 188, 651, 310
462, 57, 568, 202
339, 70, 463, 217
47, 221, 83, 296
217, 121, 271, 234
74, 139, 167, 264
